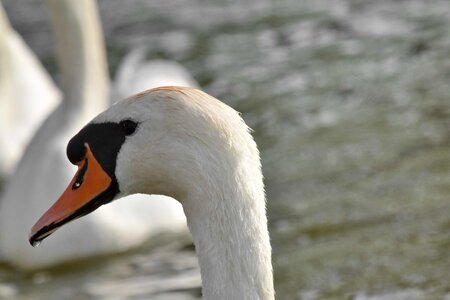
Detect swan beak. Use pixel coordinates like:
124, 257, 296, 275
29, 145, 114, 246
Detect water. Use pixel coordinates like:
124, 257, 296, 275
2, 0, 450, 299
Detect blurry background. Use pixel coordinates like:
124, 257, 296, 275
1, 0, 449, 299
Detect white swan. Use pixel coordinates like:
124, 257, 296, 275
0, 0, 186, 269
30, 87, 275, 299
0, 3, 60, 176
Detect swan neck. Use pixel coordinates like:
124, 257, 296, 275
182, 161, 274, 299
46, 0, 108, 118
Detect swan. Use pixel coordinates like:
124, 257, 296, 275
30, 86, 275, 299
0, 0, 185, 269
0, 3, 60, 176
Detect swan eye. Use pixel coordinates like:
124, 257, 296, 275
119, 119, 138, 136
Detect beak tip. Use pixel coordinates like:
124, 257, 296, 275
28, 233, 38, 247
29, 220, 50, 247
28, 221, 42, 246
28, 224, 41, 247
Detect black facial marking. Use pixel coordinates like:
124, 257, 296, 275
67, 120, 138, 179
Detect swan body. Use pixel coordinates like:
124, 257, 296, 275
30, 87, 275, 299
0, 3, 60, 176
0, 0, 186, 269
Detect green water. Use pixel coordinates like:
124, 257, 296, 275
1, 0, 450, 299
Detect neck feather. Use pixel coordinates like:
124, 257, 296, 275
181, 136, 274, 299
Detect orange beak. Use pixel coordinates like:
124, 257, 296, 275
29, 144, 114, 246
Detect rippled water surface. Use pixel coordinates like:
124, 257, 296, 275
1, 0, 450, 299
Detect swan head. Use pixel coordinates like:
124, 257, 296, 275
29, 86, 252, 245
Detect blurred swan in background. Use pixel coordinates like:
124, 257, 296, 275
0, 3, 60, 177
113, 46, 198, 101
0, 0, 191, 269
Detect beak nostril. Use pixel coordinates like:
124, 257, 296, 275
72, 158, 88, 190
